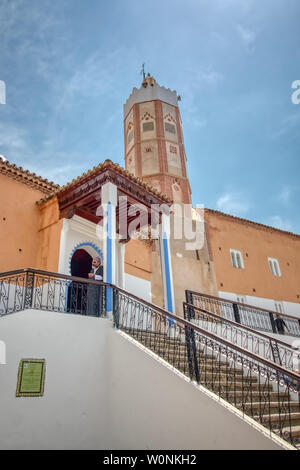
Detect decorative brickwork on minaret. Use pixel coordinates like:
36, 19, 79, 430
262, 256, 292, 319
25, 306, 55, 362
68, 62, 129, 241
124, 75, 192, 204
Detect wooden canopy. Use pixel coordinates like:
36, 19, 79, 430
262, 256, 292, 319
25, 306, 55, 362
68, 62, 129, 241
38, 159, 172, 242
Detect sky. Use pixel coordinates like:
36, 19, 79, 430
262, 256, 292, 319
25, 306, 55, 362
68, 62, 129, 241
0, 0, 299, 233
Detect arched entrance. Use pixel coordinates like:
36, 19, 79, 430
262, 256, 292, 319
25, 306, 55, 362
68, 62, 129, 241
67, 247, 103, 316
67, 249, 92, 315
70, 248, 92, 278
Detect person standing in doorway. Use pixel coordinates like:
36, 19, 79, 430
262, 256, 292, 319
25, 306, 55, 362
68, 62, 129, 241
88, 256, 103, 281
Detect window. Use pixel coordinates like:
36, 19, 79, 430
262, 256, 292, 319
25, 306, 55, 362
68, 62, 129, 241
274, 301, 284, 314
268, 258, 281, 277
165, 122, 176, 134
230, 249, 244, 269
143, 121, 154, 132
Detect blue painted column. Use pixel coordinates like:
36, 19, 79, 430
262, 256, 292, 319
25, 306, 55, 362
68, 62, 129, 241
159, 212, 175, 318
101, 182, 118, 315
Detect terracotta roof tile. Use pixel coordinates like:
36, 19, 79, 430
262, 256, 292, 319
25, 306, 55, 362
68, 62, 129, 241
205, 208, 300, 239
37, 159, 172, 205
0, 159, 59, 194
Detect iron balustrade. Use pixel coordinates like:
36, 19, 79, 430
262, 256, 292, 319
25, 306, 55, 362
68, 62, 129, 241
186, 290, 300, 338
1, 269, 300, 448
0, 270, 27, 315
113, 287, 300, 448
183, 302, 300, 372
0, 268, 107, 318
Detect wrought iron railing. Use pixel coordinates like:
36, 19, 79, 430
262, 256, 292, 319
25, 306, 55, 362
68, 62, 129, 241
113, 286, 300, 449
0, 268, 107, 317
1, 269, 300, 448
186, 290, 300, 338
183, 302, 300, 372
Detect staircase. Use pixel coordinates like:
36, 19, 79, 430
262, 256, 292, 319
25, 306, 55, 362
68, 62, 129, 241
128, 329, 300, 448
1, 268, 300, 449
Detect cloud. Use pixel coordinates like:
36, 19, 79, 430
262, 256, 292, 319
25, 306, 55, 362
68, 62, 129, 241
0, 0, 65, 67
196, 69, 223, 86
267, 215, 294, 233
54, 48, 126, 113
0, 120, 92, 185
179, 65, 223, 129
237, 24, 257, 46
193, 118, 207, 128
272, 113, 300, 138
277, 187, 292, 204
216, 191, 250, 215
0, 121, 29, 152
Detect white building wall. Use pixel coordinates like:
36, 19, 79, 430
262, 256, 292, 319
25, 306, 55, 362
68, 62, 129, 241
219, 291, 300, 319
0, 310, 110, 450
124, 273, 152, 303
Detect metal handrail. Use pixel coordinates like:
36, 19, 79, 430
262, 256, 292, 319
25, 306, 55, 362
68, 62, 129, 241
184, 302, 300, 371
0, 268, 108, 318
186, 289, 300, 322
184, 302, 297, 349
113, 287, 300, 383
0, 267, 111, 286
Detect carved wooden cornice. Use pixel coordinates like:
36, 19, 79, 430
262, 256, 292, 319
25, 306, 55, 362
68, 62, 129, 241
38, 159, 172, 209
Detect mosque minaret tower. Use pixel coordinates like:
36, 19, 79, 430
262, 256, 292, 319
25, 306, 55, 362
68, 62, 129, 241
123, 73, 192, 204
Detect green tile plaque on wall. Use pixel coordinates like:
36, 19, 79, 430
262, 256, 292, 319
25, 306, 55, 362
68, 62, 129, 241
16, 359, 45, 397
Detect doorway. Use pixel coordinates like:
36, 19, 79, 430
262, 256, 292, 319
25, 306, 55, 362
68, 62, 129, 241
67, 249, 92, 314
70, 249, 92, 278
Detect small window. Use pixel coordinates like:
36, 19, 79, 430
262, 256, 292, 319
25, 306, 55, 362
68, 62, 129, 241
268, 258, 281, 277
237, 295, 246, 304
274, 301, 284, 314
230, 249, 244, 269
165, 122, 176, 134
143, 121, 154, 132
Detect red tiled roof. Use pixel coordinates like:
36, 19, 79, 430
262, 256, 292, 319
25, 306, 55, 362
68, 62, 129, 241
0, 159, 59, 194
37, 159, 172, 205
205, 208, 300, 239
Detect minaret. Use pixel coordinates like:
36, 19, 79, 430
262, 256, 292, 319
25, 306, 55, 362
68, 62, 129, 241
123, 74, 192, 204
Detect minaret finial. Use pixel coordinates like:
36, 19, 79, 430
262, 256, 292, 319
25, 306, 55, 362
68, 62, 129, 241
141, 63, 146, 80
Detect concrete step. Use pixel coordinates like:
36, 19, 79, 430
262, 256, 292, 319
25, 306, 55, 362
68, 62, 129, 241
176, 356, 231, 367
199, 365, 244, 375
173, 361, 256, 379
174, 365, 260, 387
259, 412, 300, 427
155, 349, 215, 361
198, 371, 252, 380
157, 353, 231, 368
240, 401, 300, 415
135, 331, 180, 340
222, 391, 291, 401
137, 336, 184, 346
198, 381, 273, 392
273, 425, 300, 439
142, 343, 188, 353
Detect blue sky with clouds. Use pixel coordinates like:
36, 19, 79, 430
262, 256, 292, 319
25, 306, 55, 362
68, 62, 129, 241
0, 0, 299, 233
